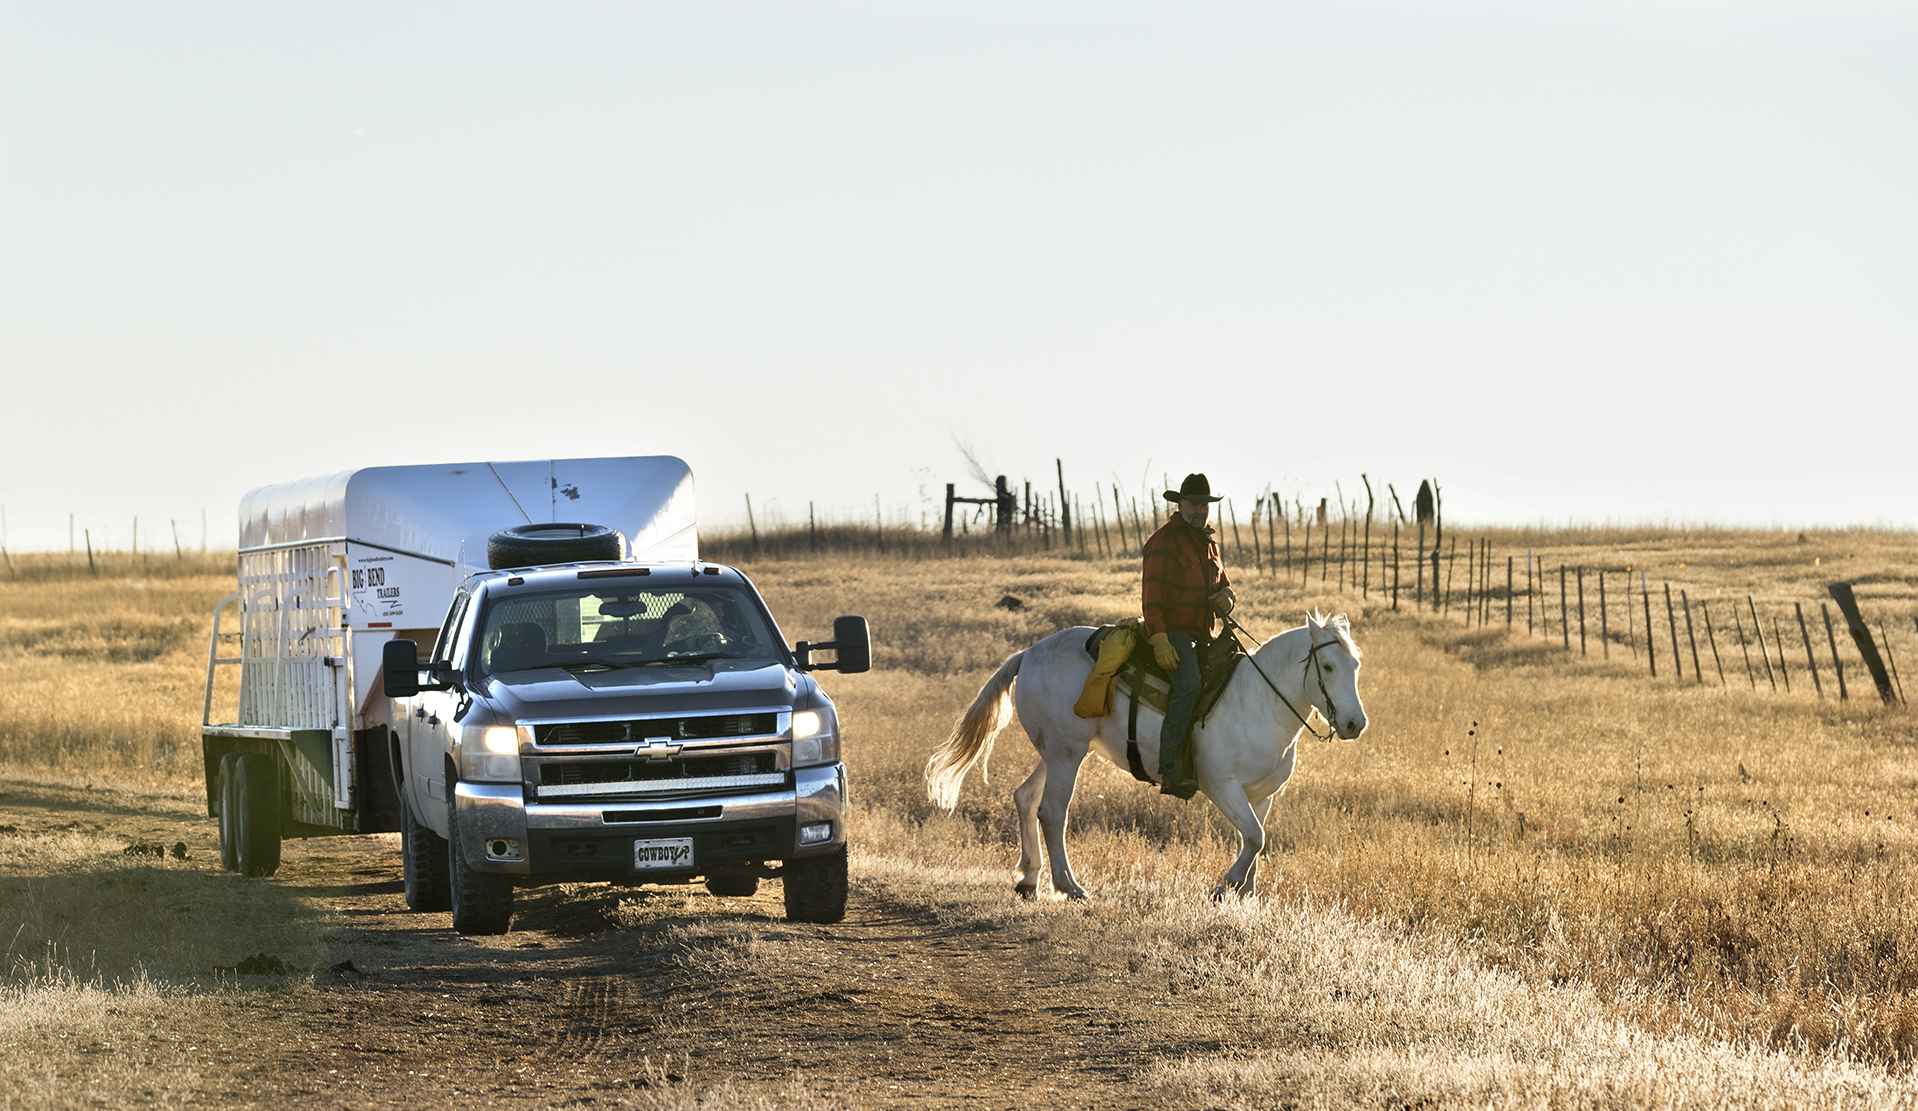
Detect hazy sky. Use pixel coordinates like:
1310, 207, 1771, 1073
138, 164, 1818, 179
2, 0, 1913, 551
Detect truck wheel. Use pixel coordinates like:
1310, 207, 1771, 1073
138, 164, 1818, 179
217, 752, 240, 872
400, 790, 450, 912
782, 848, 847, 924
233, 753, 282, 878
485, 523, 623, 571
705, 872, 759, 898
447, 801, 513, 935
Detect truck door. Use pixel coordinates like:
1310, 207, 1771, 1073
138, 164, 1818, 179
408, 590, 471, 837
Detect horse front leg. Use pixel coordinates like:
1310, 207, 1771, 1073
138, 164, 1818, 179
1238, 795, 1275, 897
1011, 761, 1047, 899
1036, 746, 1090, 899
1208, 783, 1267, 901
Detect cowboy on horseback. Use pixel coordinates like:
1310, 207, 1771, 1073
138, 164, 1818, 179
1143, 473, 1235, 799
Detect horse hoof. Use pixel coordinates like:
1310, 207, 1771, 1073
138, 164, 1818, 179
1063, 889, 1090, 901
1211, 885, 1229, 903
1014, 883, 1037, 901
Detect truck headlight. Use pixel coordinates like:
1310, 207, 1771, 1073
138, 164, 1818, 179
460, 725, 522, 782
793, 711, 822, 738
791, 710, 838, 767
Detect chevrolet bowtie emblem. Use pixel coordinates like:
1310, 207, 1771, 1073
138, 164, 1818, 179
636, 738, 682, 763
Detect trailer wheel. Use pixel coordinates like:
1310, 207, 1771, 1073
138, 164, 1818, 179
485, 523, 624, 571
447, 801, 513, 935
217, 752, 240, 872
782, 848, 847, 924
400, 790, 450, 912
233, 753, 282, 878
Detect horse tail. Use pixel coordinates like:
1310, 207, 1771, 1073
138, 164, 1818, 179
925, 649, 1024, 810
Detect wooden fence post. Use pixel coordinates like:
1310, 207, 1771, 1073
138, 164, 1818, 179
1481, 539, 1491, 627
1464, 540, 1475, 626
1506, 556, 1514, 628
1881, 621, 1906, 705
1391, 520, 1400, 610
1732, 602, 1756, 689
1665, 584, 1684, 682
1229, 499, 1243, 566
1773, 615, 1792, 691
1750, 597, 1776, 690
1702, 599, 1726, 685
1577, 566, 1587, 655
1827, 582, 1897, 704
1415, 520, 1425, 607
1642, 576, 1656, 678
745, 494, 760, 555
1361, 475, 1373, 599
1443, 535, 1456, 613
1795, 603, 1822, 698
1680, 590, 1703, 684
943, 484, 956, 542
1056, 460, 1072, 546
1270, 493, 1280, 577
1303, 519, 1312, 588
1598, 570, 1608, 657
1821, 603, 1849, 701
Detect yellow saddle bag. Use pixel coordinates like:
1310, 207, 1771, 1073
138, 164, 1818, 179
1073, 622, 1139, 718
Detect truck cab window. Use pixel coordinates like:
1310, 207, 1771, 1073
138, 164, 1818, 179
475, 585, 781, 678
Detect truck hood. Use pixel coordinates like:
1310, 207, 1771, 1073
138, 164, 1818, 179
479, 659, 801, 721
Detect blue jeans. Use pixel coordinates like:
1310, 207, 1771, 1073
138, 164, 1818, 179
1158, 631, 1202, 781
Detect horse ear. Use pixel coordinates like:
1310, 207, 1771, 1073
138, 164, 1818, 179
1306, 612, 1322, 629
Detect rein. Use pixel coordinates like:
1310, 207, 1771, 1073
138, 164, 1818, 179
1221, 615, 1339, 743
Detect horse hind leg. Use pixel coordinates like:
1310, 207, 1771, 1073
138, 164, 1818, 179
1037, 747, 1091, 900
1011, 761, 1047, 900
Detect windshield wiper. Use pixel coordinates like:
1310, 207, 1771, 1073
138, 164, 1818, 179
559, 659, 630, 672
632, 653, 736, 667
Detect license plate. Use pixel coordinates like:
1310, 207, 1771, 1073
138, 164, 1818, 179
633, 837, 695, 871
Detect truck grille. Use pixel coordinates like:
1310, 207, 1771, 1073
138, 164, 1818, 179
535, 713, 779, 746
532, 750, 786, 798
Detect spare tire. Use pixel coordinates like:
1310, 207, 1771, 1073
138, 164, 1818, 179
486, 523, 625, 570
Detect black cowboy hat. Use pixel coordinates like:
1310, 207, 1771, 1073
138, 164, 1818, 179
1162, 473, 1224, 503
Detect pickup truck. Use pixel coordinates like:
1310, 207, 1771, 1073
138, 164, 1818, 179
201, 458, 867, 933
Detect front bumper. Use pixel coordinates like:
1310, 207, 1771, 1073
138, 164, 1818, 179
452, 762, 846, 880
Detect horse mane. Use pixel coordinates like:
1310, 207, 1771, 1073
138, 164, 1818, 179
1303, 610, 1362, 659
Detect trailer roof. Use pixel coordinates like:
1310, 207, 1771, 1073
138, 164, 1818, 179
238, 456, 696, 566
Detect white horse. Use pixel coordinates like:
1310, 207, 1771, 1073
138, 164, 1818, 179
925, 613, 1366, 901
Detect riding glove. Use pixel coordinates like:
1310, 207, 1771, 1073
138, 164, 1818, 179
1148, 632, 1180, 670
1210, 587, 1236, 616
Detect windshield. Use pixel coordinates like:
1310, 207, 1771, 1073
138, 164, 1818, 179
472, 583, 783, 678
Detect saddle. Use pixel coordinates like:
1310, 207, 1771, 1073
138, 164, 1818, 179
1075, 618, 1244, 785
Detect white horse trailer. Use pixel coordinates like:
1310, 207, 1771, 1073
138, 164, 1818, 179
201, 457, 697, 872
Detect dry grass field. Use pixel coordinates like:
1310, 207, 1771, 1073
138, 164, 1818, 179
4, 527, 1918, 1106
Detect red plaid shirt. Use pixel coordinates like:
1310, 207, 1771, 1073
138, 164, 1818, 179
1142, 513, 1230, 640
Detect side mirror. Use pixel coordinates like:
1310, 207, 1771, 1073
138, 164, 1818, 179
795, 615, 872, 674
383, 639, 421, 698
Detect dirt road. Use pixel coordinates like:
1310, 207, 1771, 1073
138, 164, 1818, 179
4, 783, 1248, 1109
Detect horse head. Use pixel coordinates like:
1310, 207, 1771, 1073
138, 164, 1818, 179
1306, 612, 1367, 741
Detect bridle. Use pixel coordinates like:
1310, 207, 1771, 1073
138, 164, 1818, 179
1221, 614, 1342, 743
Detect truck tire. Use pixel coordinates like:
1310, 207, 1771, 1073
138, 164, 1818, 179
705, 873, 759, 898
400, 790, 450, 912
782, 848, 847, 924
232, 753, 282, 877
447, 800, 513, 935
217, 752, 240, 872
485, 524, 623, 571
